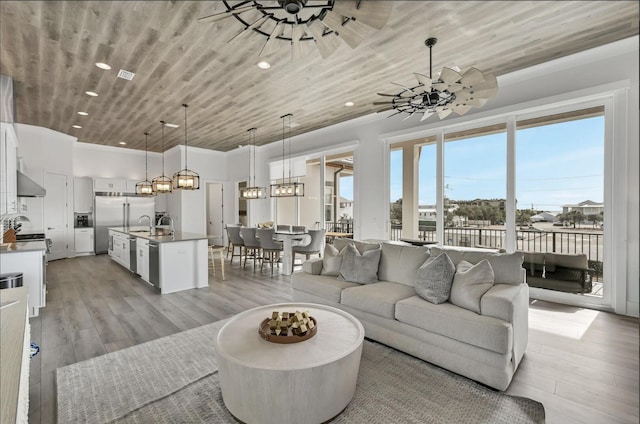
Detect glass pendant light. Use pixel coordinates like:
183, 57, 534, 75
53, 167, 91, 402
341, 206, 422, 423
135, 132, 154, 196
239, 127, 267, 200
271, 113, 304, 197
173, 103, 200, 190
152, 121, 173, 194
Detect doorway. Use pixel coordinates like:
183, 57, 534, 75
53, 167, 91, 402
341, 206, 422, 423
44, 171, 68, 261
206, 182, 224, 246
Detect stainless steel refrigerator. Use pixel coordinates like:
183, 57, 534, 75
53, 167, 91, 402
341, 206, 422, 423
94, 195, 155, 254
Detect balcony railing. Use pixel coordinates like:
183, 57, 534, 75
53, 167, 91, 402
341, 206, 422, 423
390, 224, 603, 280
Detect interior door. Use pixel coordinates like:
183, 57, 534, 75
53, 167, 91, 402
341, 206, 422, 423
44, 172, 68, 261
206, 183, 224, 245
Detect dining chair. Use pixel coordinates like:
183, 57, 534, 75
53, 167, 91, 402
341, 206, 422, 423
226, 225, 245, 264
276, 224, 292, 233
256, 228, 283, 275
291, 225, 306, 233
291, 229, 326, 273
240, 227, 262, 269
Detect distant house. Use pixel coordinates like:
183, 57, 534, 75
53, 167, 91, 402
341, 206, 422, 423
338, 196, 353, 219
530, 211, 560, 222
562, 200, 604, 216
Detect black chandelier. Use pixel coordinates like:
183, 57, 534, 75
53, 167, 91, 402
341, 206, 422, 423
375, 37, 498, 121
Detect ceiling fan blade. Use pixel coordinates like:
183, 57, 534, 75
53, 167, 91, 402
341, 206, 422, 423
436, 107, 453, 119
460, 67, 486, 85
373, 99, 410, 105
431, 82, 450, 92
420, 111, 434, 121
390, 82, 415, 93
413, 73, 432, 89
292, 24, 314, 60
307, 20, 341, 59
452, 105, 472, 115
386, 110, 404, 118
331, 0, 393, 30
377, 92, 398, 97
447, 83, 464, 93
259, 21, 285, 57
197, 5, 254, 23
227, 14, 271, 43
322, 11, 371, 49
439, 67, 462, 85
465, 98, 488, 107
403, 111, 417, 120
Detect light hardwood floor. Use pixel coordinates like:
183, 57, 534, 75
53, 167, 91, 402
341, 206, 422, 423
28, 254, 638, 424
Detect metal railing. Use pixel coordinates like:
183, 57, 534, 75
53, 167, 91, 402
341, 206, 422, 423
326, 221, 353, 234
390, 224, 604, 280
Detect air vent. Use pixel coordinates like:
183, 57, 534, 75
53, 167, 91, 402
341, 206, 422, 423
117, 69, 135, 81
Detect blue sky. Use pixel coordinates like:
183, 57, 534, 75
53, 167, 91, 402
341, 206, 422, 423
388, 116, 604, 211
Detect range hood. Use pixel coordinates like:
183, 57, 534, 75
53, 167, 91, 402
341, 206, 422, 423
17, 171, 46, 197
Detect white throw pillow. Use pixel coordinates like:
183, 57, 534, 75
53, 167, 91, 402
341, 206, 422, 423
449, 260, 495, 314
414, 253, 456, 304
321, 244, 346, 276
338, 244, 381, 284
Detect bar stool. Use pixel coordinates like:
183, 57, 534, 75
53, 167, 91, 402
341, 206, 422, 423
209, 245, 226, 280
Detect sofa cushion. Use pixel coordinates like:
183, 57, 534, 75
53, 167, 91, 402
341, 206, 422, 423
486, 252, 524, 285
341, 282, 416, 319
291, 272, 360, 303
338, 244, 381, 284
395, 295, 512, 355
321, 244, 346, 276
450, 260, 495, 314
414, 253, 456, 304
378, 243, 430, 287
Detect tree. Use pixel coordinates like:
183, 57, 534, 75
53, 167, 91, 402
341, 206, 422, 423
390, 198, 402, 224
587, 213, 603, 229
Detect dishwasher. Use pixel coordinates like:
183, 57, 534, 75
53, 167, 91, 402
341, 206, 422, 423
149, 242, 160, 290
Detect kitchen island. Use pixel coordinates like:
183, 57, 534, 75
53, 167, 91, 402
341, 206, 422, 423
108, 227, 209, 294
0, 241, 46, 317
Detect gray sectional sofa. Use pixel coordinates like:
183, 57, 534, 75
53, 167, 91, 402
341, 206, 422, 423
291, 240, 529, 391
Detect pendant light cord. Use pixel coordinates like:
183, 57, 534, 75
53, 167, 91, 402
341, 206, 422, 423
183, 104, 188, 171
160, 121, 165, 175
288, 114, 292, 183
144, 132, 149, 180
248, 127, 257, 186
281, 115, 286, 182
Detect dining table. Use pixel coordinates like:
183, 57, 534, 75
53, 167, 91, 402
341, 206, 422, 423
273, 231, 311, 276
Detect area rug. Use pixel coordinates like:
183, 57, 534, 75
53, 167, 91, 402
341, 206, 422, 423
57, 318, 545, 424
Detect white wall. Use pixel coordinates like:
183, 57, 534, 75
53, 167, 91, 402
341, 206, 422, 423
73, 142, 162, 179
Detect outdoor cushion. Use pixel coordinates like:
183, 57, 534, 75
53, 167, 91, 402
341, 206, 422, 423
341, 282, 416, 319
378, 243, 430, 286
544, 252, 588, 272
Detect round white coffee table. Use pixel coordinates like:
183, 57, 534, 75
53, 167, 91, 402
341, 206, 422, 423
214, 303, 365, 424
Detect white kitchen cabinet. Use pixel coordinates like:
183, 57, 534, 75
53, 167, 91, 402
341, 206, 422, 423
1, 122, 18, 214
108, 230, 129, 269
73, 177, 94, 213
74, 228, 94, 255
93, 178, 126, 193
137, 238, 150, 282
0, 248, 45, 317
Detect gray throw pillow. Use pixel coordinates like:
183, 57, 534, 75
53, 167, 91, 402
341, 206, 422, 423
334, 238, 381, 254
338, 244, 381, 284
486, 252, 524, 285
414, 253, 456, 304
321, 244, 345, 276
449, 260, 495, 314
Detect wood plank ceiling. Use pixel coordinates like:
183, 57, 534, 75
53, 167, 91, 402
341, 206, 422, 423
0, 1, 638, 153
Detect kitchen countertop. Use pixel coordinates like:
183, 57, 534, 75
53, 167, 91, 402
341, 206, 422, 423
109, 227, 209, 243
1, 286, 28, 424
0, 241, 47, 253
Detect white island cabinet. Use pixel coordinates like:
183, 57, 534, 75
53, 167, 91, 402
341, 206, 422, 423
108, 227, 208, 294
0, 242, 46, 317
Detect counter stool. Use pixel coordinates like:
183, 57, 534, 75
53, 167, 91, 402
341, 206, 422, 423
209, 245, 226, 280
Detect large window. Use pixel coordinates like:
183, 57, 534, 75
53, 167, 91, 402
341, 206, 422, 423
516, 107, 605, 298
389, 148, 403, 240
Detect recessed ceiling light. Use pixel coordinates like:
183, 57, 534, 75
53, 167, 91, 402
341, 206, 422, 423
72, 125, 82, 129
77, 111, 88, 116
257, 61, 271, 69
95, 62, 111, 70
119, 141, 127, 145
345, 101, 354, 107
85, 91, 98, 97
163, 123, 179, 128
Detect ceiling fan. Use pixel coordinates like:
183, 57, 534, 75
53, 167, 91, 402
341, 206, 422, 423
198, 1, 393, 60
375, 37, 498, 121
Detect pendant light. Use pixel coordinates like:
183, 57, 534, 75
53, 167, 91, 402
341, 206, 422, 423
152, 121, 173, 194
270, 113, 304, 197
173, 103, 200, 190
135, 132, 154, 196
239, 127, 267, 200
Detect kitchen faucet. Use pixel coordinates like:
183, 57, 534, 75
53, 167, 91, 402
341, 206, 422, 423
157, 214, 175, 236
138, 215, 155, 235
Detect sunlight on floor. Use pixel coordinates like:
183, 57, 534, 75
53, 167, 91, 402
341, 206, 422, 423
528, 300, 601, 339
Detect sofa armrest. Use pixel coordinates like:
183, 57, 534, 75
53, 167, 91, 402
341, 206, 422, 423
302, 258, 324, 275
480, 283, 529, 369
